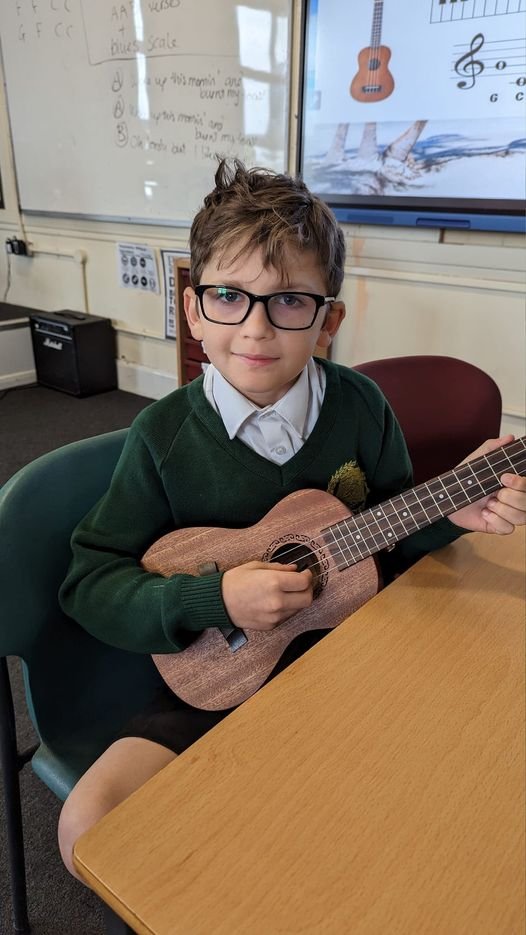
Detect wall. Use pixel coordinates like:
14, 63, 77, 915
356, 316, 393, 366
0, 2, 524, 438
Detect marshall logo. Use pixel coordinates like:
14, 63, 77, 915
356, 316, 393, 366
43, 337, 63, 351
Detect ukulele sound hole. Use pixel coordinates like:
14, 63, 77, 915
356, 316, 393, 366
269, 542, 323, 599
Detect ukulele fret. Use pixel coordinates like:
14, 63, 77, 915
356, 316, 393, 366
430, 475, 457, 510
325, 520, 360, 566
501, 446, 524, 473
370, 502, 407, 542
324, 525, 366, 568
353, 509, 393, 548
438, 469, 475, 506
414, 486, 442, 522
424, 476, 456, 511
392, 493, 421, 533
451, 462, 489, 504
395, 486, 443, 524
325, 511, 389, 567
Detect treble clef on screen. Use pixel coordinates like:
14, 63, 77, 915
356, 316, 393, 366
454, 33, 485, 90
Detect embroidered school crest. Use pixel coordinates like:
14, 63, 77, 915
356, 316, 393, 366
327, 460, 369, 512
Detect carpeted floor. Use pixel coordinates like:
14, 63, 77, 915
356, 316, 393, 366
0, 383, 153, 935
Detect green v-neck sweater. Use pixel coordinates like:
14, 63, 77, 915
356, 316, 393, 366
59, 360, 464, 653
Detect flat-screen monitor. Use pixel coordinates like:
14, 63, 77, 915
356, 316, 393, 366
298, 0, 526, 232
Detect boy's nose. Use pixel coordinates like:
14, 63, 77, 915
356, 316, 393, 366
240, 299, 274, 336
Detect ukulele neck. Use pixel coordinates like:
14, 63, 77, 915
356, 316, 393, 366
370, 0, 384, 48
322, 437, 526, 570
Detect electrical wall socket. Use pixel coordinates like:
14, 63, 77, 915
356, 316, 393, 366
5, 237, 31, 256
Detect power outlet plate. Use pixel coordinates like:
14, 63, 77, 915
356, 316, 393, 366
5, 237, 30, 256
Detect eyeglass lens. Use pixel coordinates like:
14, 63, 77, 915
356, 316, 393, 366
200, 287, 320, 329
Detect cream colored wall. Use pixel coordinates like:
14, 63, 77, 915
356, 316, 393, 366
336, 227, 525, 438
0, 6, 524, 437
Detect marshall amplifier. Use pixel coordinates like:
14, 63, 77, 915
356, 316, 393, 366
29, 310, 117, 397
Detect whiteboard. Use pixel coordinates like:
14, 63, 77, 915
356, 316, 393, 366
0, 0, 292, 224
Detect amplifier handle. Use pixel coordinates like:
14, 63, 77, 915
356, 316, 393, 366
53, 311, 87, 321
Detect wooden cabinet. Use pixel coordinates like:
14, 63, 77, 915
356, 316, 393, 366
174, 258, 330, 388
174, 260, 207, 387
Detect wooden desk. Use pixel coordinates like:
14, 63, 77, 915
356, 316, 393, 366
75, 528, 525, 935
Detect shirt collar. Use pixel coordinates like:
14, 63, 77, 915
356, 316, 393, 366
204, 362, 312, 441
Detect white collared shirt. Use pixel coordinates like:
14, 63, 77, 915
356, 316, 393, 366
202, 358, 326, 464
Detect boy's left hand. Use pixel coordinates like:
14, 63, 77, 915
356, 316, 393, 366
449, 435, 526, 534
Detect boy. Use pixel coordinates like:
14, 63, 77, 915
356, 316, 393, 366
58, 159, 526, 879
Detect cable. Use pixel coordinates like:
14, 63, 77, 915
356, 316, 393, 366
0, 382, 38, 403
2, 251, 12, 303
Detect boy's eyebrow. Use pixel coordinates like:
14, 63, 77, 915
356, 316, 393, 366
203, 279, 324, 293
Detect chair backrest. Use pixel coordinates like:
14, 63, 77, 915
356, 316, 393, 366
0, 430, 160, 797
353, 356, 502, 485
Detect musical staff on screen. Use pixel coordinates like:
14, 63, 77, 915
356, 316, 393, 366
431, 0, 526, 24
452, 33, 526, 88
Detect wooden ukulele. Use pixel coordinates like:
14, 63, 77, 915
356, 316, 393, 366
142, 437, 526, 711
350, 0, 394, 103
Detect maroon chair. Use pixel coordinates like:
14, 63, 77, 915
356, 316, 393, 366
353, 355, 502, 485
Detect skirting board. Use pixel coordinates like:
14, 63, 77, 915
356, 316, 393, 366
0, 368, 36, 390
1, 361, 177, 398
0, 319, 36, 389
116, 359, 178, 400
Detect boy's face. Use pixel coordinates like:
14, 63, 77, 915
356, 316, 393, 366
183, 245, 345, 407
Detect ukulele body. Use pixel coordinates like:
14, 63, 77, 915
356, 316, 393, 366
350, 46, 394, 102
142, 489, 379, 710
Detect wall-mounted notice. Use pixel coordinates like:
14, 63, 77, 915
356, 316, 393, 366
0, 0, 292, 224
117, 243, 160, 293
161, 249, 189, 340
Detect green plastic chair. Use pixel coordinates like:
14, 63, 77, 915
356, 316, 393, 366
0, 430, 161, 934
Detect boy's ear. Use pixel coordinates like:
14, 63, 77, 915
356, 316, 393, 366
316, 301, 346, 349
183, 286, 204, 341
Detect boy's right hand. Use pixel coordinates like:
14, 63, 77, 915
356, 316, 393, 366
221, 561, 313, 631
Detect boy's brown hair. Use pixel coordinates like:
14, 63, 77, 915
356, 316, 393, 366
189, 159, 346, 297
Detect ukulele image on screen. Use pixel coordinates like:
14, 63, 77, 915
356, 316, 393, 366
350, 0, 394, 103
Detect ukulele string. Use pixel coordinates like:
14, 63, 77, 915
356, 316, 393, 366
261, 443, 526, 573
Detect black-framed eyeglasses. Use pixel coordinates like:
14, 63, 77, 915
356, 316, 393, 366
194, 285, 335, 331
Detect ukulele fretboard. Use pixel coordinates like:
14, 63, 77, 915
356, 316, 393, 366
370, 0, 384, 46
322, 437, 526, 570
